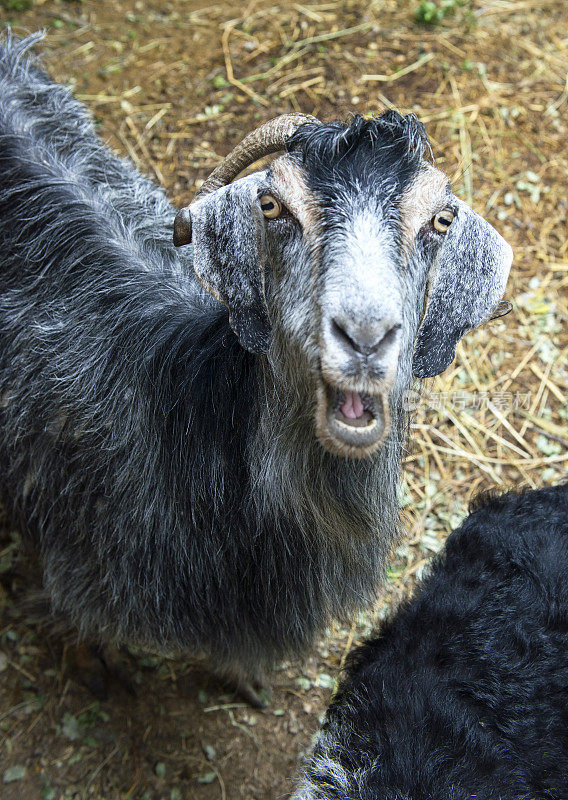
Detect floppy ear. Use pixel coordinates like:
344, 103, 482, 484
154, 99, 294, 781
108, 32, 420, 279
187, 175, 271, 354
413, 198, 513, 378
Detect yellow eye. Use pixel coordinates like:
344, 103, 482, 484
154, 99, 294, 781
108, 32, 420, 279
433, 209, 455, 233
260, 194, 282, 219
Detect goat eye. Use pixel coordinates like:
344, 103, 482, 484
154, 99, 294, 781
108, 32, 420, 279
432, 209, 455, 233
260, 194, 282, 219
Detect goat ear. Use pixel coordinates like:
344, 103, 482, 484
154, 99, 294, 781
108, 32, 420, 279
188, 176, 271, 354
413, 199, 513, 378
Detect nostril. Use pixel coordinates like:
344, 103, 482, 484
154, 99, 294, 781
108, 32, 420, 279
369, 323, 402, 354
331, 319, 363, 354
331, 318, 401, 358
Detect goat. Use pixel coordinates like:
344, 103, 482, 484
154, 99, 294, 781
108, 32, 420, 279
0, 33, 512, 705
293, 484, 568, 799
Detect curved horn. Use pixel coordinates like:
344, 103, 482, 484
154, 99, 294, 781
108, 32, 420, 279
194, 112, 320, 199
173, 206, 192, 247
172, 113, 320, 246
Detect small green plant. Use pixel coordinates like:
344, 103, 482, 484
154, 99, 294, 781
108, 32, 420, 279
1, 0, 33, 11
415, 1, 443, 24
414, 0, 467, 25
41, 785, 56, 800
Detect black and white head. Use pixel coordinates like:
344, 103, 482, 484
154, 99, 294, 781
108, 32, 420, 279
174, 112, 512, 459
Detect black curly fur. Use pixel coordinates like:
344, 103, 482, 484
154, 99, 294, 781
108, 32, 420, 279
287, 112, 430, 221
295, 484, 568, 799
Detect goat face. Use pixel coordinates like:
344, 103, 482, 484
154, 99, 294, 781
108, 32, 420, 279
184, 114, 512, 459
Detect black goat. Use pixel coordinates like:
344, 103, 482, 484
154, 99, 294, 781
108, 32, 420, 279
0, 33, 511, 704
293, 485, 568, 799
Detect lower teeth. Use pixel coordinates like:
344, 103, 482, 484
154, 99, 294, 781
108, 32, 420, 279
335, 409, 376, 429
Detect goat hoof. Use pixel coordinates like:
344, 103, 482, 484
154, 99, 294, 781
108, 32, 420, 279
72, 643, 109, 699
219, 668, 272, 708
71, 643, 136, 698
236, 681, 271, 709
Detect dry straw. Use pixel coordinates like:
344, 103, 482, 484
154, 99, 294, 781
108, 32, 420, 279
0, 1, 567, 796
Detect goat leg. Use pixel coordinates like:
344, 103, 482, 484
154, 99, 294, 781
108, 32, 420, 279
218, 666, 272, 709
71, 642, 136, 699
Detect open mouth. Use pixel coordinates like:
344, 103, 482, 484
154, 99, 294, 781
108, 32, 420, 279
316, 380, 390, 458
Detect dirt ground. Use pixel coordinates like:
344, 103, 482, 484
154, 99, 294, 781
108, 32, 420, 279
0, 0, 567, 798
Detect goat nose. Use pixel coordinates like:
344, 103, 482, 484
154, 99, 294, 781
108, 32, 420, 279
330, 317, 401, 358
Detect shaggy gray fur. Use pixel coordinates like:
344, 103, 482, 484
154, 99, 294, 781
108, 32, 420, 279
0, 33, 511, 687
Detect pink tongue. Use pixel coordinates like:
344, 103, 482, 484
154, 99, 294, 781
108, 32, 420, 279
340, 390, 365, 419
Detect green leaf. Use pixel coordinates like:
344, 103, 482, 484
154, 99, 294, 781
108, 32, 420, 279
316, 673, 335, 689
1, 0, 33, 11
3, 765, 27, 783
62, 714, 80, 741
83, 735, 98, 748
536, 434, 562, 456
203, 744, 216, 761
197, 771, 217, 785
